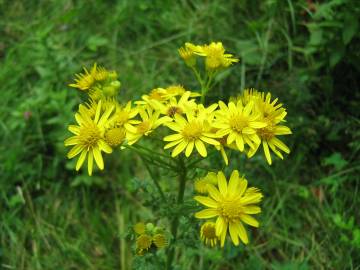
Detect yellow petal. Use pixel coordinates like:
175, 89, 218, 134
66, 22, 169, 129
93, 147, 104, 170
270, 137, 290, 153
215, 216, 225, 236
229, 222, 240, 246
185, 141, 194, 157
262, 141, 272, 165
195, 140, 207, 157
164, 139, 182, 149
238, 179, 248, 196
238, 222, 249, 244
65, 136, 79, 146
220, 221, 228, 247
200, 136, 220, 146
240, 214, 259, 227
87, 151, 94, 176
217, 171, 228, 196
171, 140, 187, 157
194, 209, 218, 219
164, 133, 183, 142
228, 170, 240, 196
243, 206, 261, 214
76, 150, 87, 171
249, 121, 267, 128
235, 135, 244, 152
207, 184, 222, 201
67, 145, 83, 159
194, 196, 218, 208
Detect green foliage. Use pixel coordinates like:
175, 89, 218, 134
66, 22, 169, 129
1, 0, 359, 269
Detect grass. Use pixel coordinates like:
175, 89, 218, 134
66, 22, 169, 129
1, 0, 359, 269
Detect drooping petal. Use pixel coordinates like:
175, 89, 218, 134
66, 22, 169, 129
238, 222, 249, 244
215, 216, 225, 236
93, 147, 104, 170
171, 140, 187, 157
67, 145, 83, 159
185, 141, 195, 157
240, 214, 259, 227
87, 151, 94, 176
195, 140, 207, 157
262, 141, 272, 165
229, 222, 240, 246
76, 150, 87, 171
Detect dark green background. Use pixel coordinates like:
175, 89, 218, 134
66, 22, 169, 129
1, 0, 359, 269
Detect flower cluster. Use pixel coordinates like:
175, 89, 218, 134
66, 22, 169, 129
64, 41, 292, 253
194, 170, 263, 247
133, 222, 168, 256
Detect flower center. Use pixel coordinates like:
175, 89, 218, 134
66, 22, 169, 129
136, 234, 152, 250
167, 106, 183, 117
137, 121, 151, 134
104, 127, 126, 146
219, 199, 243, 221
79, 123, 101, 148
182, 121, 203, 140
257, 126, 275, 140
229, 114, 248, 133
202, 223, 217, 239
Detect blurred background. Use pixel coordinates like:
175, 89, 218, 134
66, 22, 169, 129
0, 0, 359, 269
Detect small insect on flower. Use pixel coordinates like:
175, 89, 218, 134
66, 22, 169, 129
163, 112, 220, 158
194, 170, 263, 247
200, 221, 219, 247
64, 100, 114, 176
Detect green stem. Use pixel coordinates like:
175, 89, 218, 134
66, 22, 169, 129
141, 157, 166, 202
166, 157, 187, 270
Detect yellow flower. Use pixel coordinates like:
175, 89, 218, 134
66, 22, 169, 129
136, 234, 152, 255
125, 107, 171, 145
244, 91, 292, 164
69, 64, 97, 91
152, 233, 168, 248
163, 113, 220, 158
134, 222, 146, 235
64, 100, 114, 176
213, 100, 267, 152
178, 42, 201, 67
104, 127, 126, 147
193, 42, 239, 70
194, 170, 263, 247
194, 172, 218, 194
108, 101, 139, 128
164, 85, 201, 99
200, 221, 219, 247
147, 91, 197, 118
93, 64, 109, 81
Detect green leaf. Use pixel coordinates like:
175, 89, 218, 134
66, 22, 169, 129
343, 13, 359, 45
86, 35, 109, 51
323, 152, 348, 170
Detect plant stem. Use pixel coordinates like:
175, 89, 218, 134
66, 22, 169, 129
166, 157, 187, 270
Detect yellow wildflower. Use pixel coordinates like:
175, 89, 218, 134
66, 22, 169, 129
194, 170, 263, 247
125, 107, 171, 145
213, 100, 267, 152
200, 221, 219, 247
163, 113, 220, 158
194, 172, 218, 194
193, 42, 239, 70
64, 100, 114, 176
69, 64, 97, 91
134, 222, 146, 235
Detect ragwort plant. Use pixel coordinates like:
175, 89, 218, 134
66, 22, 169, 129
64, 41, 292, 268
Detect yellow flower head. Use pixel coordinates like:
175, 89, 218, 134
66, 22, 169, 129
108, 101, 139, 128
213, 100, 267, 152
163, 113, 220, 158
104, 127, 126, 147
147, 91, 197, 118
136, 234, 152, 255
178, 42, 201, 67
64, 100, 114, 175
194, 172, 218, 194
200, 221, 219, 247
194, 170, 263, 247
247, 92, 291, 164
125, 107, 172, 145
193, 42, 239, 70
152, 233, 168, 249
69, 64, 97, 91
134, 222, 146, 235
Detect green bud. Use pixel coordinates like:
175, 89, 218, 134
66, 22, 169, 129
145, 222, 154, 232
110, 80, 121, 90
